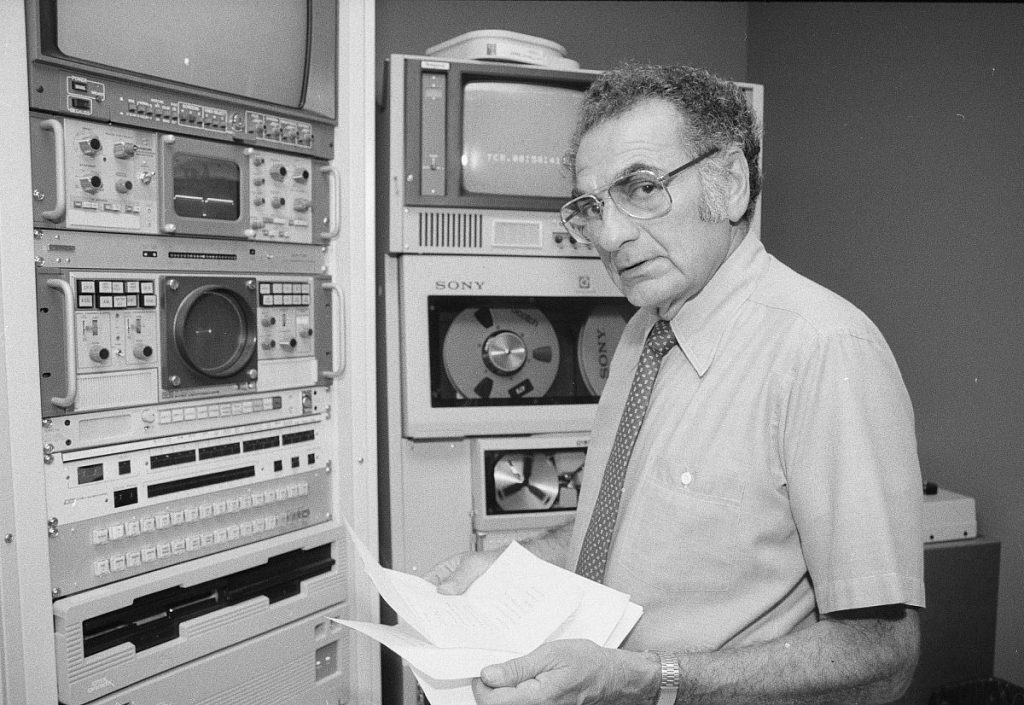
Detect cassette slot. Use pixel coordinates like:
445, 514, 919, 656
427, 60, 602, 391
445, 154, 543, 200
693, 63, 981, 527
83, 543, 333, 658
81, 607, 349, 705
53, 526, 346, 705
147, 464, 256, 498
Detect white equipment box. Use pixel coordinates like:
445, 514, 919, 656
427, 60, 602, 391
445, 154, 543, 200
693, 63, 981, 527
923, 487, 977, 543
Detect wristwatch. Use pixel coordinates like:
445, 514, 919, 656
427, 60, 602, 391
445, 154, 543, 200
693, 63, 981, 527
651, 651, 681, 705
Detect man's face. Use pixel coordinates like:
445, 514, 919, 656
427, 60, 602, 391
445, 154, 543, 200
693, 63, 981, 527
574, 99, 745, 319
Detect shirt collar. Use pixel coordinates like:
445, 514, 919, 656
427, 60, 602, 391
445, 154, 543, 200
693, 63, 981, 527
661, 231, 770, 376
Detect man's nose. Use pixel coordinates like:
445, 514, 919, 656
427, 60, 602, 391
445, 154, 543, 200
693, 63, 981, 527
594, 201, 639, 252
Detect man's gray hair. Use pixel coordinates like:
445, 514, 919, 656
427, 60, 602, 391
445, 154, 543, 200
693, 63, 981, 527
566, 62, 762, 225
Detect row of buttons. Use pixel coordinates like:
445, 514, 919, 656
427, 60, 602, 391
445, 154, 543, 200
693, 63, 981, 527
153, 395, 282, 426
78, 293, 158, 309
91, 480, 310, 546
78, 279, 156, 295
93, 511, 293, 577
258, 281, 312, 308
73, 200, 144, 214
261, 294, 312, 307
127, 98, 178, 121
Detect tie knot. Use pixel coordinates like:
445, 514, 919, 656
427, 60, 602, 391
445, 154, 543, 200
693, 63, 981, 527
646, 319, 677, 358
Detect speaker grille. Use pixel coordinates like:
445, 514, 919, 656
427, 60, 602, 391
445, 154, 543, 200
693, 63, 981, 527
418, 212, 484, 250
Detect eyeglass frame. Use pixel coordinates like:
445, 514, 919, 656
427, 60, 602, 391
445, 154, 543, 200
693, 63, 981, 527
559, 147, 720, 244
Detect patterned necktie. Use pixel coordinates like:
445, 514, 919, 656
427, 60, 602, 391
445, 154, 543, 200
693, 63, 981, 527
576, 319, 677, 583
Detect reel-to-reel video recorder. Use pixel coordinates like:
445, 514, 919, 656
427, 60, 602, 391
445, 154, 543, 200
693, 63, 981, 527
381, 55, 632, 584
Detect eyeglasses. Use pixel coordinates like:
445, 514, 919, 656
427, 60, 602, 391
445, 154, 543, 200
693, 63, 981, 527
559, 148, 719, 244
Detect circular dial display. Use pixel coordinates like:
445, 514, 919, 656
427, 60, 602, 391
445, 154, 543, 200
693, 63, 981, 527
173, 285, 256, 378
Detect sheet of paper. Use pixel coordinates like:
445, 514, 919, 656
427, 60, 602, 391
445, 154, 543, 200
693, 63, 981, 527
411, 667, 474, 705
345, 521, 581, 653
409, 603, 645, 705
338, 518, 643, 697
331, 619, 518, 680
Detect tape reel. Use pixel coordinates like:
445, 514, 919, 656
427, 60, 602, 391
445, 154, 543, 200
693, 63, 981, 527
577, 304, 630, 396
492, 452, 559, 511
490, 448, 586, 512
442, 307, 560, 399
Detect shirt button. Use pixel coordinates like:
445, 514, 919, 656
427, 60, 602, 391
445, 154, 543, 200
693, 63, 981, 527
680, 471, 693, 486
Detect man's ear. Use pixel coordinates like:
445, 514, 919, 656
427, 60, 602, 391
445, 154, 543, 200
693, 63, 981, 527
723, 146, 751, 224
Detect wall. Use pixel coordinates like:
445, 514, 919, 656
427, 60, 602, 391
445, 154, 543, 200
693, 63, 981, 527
375, 0, 748, 81
748, 2, 1024, 685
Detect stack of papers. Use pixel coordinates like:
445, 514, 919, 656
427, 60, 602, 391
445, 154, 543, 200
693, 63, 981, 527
334, 525, 642, 705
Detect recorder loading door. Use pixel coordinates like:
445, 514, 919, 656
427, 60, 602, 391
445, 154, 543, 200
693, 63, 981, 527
397, 254, 634, 438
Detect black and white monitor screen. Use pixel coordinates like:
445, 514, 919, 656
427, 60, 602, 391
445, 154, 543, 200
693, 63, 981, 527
461, 81, 583, 199
55, 0, 309, 109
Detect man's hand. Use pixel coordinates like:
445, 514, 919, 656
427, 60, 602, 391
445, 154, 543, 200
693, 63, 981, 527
470, 640, 659, 705
421, 549, 502, 595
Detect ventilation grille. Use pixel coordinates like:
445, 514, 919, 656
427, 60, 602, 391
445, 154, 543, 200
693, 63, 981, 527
418, 212, 484, 250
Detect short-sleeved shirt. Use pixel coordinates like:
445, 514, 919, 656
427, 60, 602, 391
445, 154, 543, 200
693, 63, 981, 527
566, 232, 925, 652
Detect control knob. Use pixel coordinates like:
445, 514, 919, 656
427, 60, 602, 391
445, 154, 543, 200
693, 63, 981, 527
77, 136, 101, 156
89, 345, 111, 363
293, 198, 312, 213
270, 196, 286, 209
293, 169, 310, 184
133, 343, 153, 360
79, 175, 102, 194
113, 141, 137, 159
270, 164, 288, 182
115, 179, 133, 194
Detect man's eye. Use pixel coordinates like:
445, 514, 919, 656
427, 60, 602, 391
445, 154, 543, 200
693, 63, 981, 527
576, 200, 602, 219
619, 177, 660, 201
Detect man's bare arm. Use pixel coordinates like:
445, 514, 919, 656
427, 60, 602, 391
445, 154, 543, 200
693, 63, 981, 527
670, 604, 920, 705
473, 605, 919, 705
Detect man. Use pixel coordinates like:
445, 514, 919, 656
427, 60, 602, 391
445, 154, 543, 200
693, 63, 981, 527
426, 63, 924, 705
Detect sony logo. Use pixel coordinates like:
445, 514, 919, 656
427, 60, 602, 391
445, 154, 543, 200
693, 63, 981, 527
434, 280, 485, 291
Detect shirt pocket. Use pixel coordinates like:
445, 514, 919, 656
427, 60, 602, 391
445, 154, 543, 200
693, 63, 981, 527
614, 459, 745, 594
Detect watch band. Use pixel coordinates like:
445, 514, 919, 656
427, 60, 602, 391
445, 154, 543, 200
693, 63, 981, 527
653, 651, 680, 705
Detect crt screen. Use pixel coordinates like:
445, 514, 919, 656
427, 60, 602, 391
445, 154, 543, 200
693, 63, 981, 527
461, 81, 583, 199
55, 0, 308, 109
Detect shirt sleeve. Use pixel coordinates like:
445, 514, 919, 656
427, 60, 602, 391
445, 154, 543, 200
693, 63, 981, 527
781, 326, 925, 613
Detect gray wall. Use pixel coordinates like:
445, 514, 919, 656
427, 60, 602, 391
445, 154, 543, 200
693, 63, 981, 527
748, 2, 1024, 685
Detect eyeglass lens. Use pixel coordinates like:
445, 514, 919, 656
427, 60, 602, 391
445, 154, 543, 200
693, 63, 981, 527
561, 171, 670, 242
